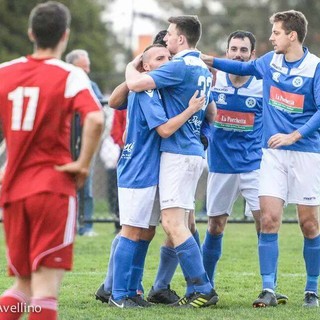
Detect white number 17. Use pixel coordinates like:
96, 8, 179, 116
8, 86, 40, 131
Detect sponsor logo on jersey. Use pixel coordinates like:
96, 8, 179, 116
272, 72, 281, 83
271, 63, 284, 72
245, 97, 257, 108
123, 142, 134, 152
269, 86, 304, 113
217, 93, 227, 105
122, 142, 135, 159
214, 109, 255, 131
292, 76, 303, 87
187, 115, 202, 134
213, 86, 232, 93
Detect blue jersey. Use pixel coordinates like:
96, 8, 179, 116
208, 71, 263, 173
117, 89, 168, 188
148, 50, 213, 157
213, 48, 320, 153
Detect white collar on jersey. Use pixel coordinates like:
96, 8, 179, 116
173, 49, 199, 59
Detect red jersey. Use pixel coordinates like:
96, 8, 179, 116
0, 56, 101, 205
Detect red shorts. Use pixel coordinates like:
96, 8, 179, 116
3, 193, 77, 277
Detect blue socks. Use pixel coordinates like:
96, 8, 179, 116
103, 234, 120, 292
259, 233, 278, 291
304, 235, 320, 293
176, 236, 212, 296
112, 236, 138, 300
193, 229, 201, 249
128, 240, 150, 297
153, 246, 179, 291
152, 230, 201, 291
202, 231, 223, 287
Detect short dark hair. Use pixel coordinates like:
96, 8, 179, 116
153, 30, 167, 46
29, 1, 71, 49
227, 30, 256, 52
143, 43, 166, 54
168, 15, 201, 47
269, 10, 307, 44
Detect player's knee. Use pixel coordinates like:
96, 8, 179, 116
299, 219, 319, 238
140, 226, 156, 241
207, 216, 226, 235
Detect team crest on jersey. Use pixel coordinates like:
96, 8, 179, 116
217, 93, 227, 105
272, 72, 281, 83
292, 76, 303, 87
245, 97, 256, 108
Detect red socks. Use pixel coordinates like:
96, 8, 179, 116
0, 290, 57, 320
0, 289, 29, 320
27, 297, 57, 320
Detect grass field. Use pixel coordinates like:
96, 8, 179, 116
1, 215, 319, 320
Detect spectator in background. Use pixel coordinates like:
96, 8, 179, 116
65, 49, 104, 236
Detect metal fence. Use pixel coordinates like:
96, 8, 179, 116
0, 109, 298, 225
89, 155, 298, 225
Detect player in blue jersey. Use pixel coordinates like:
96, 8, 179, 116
104, 44, 206, 308
96, 30, 208, 306
202, 10, 320, 308
126, 16, 218, 307
202, 29, 288, 305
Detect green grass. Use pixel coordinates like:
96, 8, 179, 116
1, 220, 318, 320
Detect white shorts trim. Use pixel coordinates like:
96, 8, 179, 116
118, 186, 160, 228
259, 149, 320, 205
206, 170, 260, 217
159, 152, 204, 210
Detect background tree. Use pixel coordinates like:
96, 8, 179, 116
0, 0, 123, 91
149, 0, 320, 57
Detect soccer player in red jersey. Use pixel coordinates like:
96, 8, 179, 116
0, 2, 104, 319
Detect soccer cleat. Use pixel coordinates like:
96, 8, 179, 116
95, 283, 111, 303
303, 292, 319, 308
130, 294, 153, 307
253, 290, 277, 308
109, 296, 142, 308
170, 295, 189, 307
147, 286, 180, 304
171, 289, 219, 308
136, 289, 144, 298
275, 292, 288, 305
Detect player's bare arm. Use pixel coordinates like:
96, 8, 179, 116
156, 90, 205, 138
205, 101, 217, 123
108, 81, 129, 109
125, 59, 156, 92
200, 53, 214, 68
